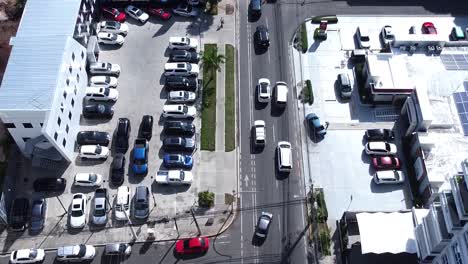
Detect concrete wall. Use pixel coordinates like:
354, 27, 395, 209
0, 110, 47, 152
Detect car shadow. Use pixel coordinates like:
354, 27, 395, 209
173, 249, 207, 260
252, 234, 265, 247
160, 86, 169, 100
98, 44, 124, 51
74, 156, 107, 167
247, 9, 260, 23
253, 42, 268, 55
333, 80, 348, 104
250, 126, 264, 154
270, 103, 285, 117
274, 151, 289, 181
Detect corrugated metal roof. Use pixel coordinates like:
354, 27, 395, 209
0, 0, 82, 111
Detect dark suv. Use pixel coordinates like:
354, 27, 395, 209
33, 178, 66, 192
163, 137, 196, 152
139, 115, 153, 140
165, 76, 198, 91
30, 198, 47, 232
111, 153, 126, 186
163, 121, 195, 136
76, 131, 110, 146
9, 198, 29, 232
115, 118, 130, 153
255, 25, 269, 47
133, 186, 149, 219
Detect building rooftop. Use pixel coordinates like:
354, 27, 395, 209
0, 0, 82, 111
367, 54, 414, 90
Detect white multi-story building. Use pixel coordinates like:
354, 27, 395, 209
0, 0, 99, 164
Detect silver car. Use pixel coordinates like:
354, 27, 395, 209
373, 170, 405, 184
89, 62, 121, 76
92, 188, 108, 225
168, 91, 196, 103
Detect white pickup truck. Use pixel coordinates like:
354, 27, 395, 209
155, 170, 193, 185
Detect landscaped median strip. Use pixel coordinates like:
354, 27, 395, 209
201, 44, 218, 151
224, 44, 235, 152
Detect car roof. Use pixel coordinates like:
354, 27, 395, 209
136, 186, 148, 200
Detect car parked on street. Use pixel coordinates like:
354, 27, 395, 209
74, 173, 102, 187
175, 237, 209, 255
89, 76, 118, 89
163, 121, 195, 136
33, 178, 66, 193
255, 212, 272, 238
365, 141, 397, 155
306, 113, 328, 139
97, 21, 128, 35
372, 156, 401, 170
373, 170, 405, 184
89, 62, 120, 76
97, 32, 125, 45
422, 22, 437, 34
133, 186, 149, 219
276, 142, 292, 172
111, 154, 126, 186
77, 131, 110, 146
80, 145, 109, 160
380, 25, 395, 45
253, 120, 266, 146
10, 248, 45, 264
163, 154, 193, 169
82, 104, 114, 119
85, 87, 119, 102
255, 25, 270, 48
125, 5, 149, 23
257, 78, 270, 103
155, 170, 193, 185
163, 104, 196, 119
337, 73, 352, 100
56, 245, 95, 262
9, 198, 29, 232
101, 7, 126, 23
168, 91, 196, 103
140, 115, 153, 140
69, 193, 87, 229
168, 37, 198, 50
30, 199, 47, 232
104, 243, 131, 257
147, 7, 171, 20
365, 129, 395, 141
165, 76, 198, 91
163, 137, 195, 152
356, 26, 370, 49
172, 3, 199, 17
115, 118, 131, 153
170, 50, 199, 63
115, 186, 130, 221
92, 188, 108, 226
274, 81, 288, 107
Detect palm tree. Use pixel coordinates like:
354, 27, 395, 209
201, 45, 225, 73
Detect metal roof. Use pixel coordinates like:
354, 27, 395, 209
0, 0, 82, 111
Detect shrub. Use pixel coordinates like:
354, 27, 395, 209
304, 80, 314, 105
319, 229, 331, 256
198, 191, 215, 208
314, 190, 328, 223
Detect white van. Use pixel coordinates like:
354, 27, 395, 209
276, 141, 292, 172
85, 87, 119, 102
275, 81, 288, 107
164, 63, 199, 77
373, 170, 405, 184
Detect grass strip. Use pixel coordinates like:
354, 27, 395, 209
224, 44, 235, 152
200, 44, 218, 151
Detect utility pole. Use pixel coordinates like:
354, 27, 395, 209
190, 207, 201, 236
56, 196, 67, 216
123, 207, 137, 241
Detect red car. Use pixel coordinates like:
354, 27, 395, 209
422, 22, 437, 34
102, 7, 126, 23
147, 7, 172, 20
175, 237, 209, 255
372, 156, 401, 170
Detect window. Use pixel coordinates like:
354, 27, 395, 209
4, 123, 15, 128
54, 132, 58, 140
74, 86, 77, 95
66, 125, 69, 133
62, 138, 66, 147
71, 99, 75, 107
68, 112, 72, 120
81, 51, 84, 59
40, 123, 43, 127
22, 123, 33, 128
76, 74, 80, 83
60, 103, 64, 113
69, 66, 72, 74
452, 242, 463, 264
66, 78, 70, 86
72, 52, 75, 61
57, 117, 61, 126
22, 137, 30, 142
63, 91, 67, 99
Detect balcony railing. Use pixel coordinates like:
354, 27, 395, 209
450, 175, 468, 220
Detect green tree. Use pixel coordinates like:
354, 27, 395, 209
201, 46, 225, 72
198, 191, 215, 208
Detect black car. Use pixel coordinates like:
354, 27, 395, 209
255, 25, 269, 47
165, 76, 198, 91
140, 115, 153, 140
255, 212, 272, 239
163, 121, 195, 136
115, 118, 131, 153
365, 129, 395, 141
163, 137, 196, 152
83, 104, 114, 119
9, 198, 29, 232
111, 153, 125, 186
30, 198, 47, 232
76, 131, 110, 146
170, 50, 199, 63
33, 178, 66, 192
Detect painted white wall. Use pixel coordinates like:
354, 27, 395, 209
0, 110, 47, 151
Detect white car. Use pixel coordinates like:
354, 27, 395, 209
69, 193, 87, 229
89, 62, 121, 76
89, 76, 118, 88
97, 32, 125, 45
257, 78, 271, 103
97, 21, 128, 35
74, 173, 102, 187
10, 248, 45, 264
169, 37, 198, 50
365, 141, 397, 155
57, 245, 95, 262
155, 170, 193, 185
275, 81, 288, 107
373, 170, 405, 184
254, 120, 266, 146
115, 186, 130, 221
85, 87, 119, 102
168, 91, 196, 103
164, 63, 199, 77
125, 5, 149, 23
356, 26, 370, 49
173, 3, 199, 17
163, 104, 196, 119
79, 145, 109, 160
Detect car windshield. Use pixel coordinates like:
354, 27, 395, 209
104, 89, 110, 96
135, 201, 148, 210
183, 106, 189, 113
95, 145, 102, 154
361, 36, 370, 41
97, 104, 105, 113
105, 76, 110, 82
183, 240, 191, 249
134, 159, 146, 165
89, 174, 97, 182
183, 92, 189, 99
105, 63, 112, 70
72, 209, 83, 217
78, 245, 86, 257
260, 83, 268, 93
186, 64, 192, 71
29, 249, 37, 258
170, 155, 180, 161
135, 9, 143, 16
107, 21, 118, 28
110, 34, 117, 40
94, 208, 105, 217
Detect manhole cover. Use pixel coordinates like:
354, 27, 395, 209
226, 4, 234, 15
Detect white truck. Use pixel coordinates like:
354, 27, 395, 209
155, 170, 193, 185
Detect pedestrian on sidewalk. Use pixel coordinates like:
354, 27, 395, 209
217, 17, 224, 31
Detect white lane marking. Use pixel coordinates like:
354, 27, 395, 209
272, 125, 276, 142
265, 17, 271, 64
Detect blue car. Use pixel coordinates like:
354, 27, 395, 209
163, 154, 193, 169
132, 139, 149, 175
306, 113, 328, 138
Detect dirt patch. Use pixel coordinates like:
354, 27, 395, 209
0, 0, 22, 84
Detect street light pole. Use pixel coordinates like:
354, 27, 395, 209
123, 207, 137, 241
